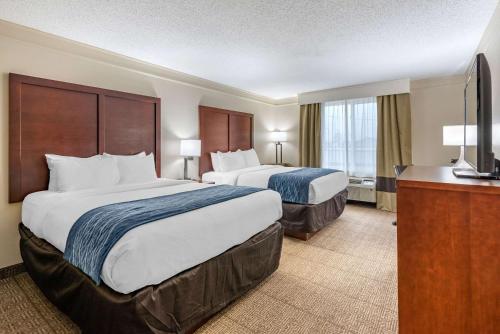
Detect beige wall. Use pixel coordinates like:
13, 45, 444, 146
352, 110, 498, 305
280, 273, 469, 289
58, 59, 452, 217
410, 76, 465, 166
0, 32, 299, 268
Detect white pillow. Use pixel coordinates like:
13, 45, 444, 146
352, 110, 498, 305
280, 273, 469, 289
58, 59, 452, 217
239, 149, 260, 167
45, 154, 101, 191
217, 151, 246, 172
51, 155, 120, 192
111, 153, 157, 184
210, 152, 222, 172
103, 152, 146, 171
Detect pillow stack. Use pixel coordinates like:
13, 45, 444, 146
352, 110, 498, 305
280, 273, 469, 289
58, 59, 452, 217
239, 149, 261, 168
45, 152, 157, 192
210, 149, 260, 172
103, 152, 157, 184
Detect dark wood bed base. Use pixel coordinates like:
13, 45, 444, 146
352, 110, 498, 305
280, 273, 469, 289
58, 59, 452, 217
280, 189, 348, 240
9, 73, 161, 202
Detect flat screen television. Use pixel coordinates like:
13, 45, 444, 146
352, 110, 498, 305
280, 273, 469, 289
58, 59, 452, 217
459, 53, 498, 178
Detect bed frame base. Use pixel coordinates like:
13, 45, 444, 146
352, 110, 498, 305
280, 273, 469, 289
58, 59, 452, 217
280, 189, 348, 241
19, 222, 283, 334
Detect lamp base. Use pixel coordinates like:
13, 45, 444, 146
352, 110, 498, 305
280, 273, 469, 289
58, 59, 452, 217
275, 142, 283, 165
453, 146, 470, 168
453, 159, 471, 169
183, 156, 193, 180
452, 148, 500, 180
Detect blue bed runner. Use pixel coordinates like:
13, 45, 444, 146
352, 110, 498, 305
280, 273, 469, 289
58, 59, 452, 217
64, 185, 265, 284
268, 168, 340, 204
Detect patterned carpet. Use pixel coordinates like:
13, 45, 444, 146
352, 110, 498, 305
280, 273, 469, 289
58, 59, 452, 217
0, 204, 397, 334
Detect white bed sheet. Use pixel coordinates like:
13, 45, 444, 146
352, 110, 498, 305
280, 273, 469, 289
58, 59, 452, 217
202, 165, 348, 204
22, 179, 282, 294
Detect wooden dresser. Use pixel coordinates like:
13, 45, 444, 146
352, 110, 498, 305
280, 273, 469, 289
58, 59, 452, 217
397, 166, 499, 334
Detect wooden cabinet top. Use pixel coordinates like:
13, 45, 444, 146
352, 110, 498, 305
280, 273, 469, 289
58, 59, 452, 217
397, 166, 500, 194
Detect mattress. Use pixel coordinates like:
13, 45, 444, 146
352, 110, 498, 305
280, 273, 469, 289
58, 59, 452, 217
21, 179, 283, 294
202, 165, 348, 204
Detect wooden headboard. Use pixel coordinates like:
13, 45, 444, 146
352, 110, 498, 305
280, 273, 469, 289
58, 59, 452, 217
9, 73, 161, 202
199, 106, 253, 176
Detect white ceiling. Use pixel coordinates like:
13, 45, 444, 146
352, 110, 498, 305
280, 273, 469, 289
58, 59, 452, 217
0, 0, 497, 99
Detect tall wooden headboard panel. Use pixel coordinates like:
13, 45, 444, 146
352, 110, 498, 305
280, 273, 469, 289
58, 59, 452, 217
199, 106, 253, 176
9, 73, 161, 202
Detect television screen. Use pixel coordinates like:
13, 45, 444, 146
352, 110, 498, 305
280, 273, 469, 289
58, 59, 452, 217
464, 59, 478, 168
464, 53, 495, 173
494, 85, 500, 161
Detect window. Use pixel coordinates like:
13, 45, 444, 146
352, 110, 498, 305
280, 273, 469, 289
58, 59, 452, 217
321, 97, 377, 178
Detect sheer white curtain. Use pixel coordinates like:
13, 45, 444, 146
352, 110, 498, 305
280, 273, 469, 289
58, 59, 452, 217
321, 97, 377, 177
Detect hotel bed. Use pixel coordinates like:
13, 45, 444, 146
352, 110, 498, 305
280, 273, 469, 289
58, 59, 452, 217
199, 106, 349, 240
22, 180, 283, 294
10, 74, 284, 334
202, 164, 348, 205
20, 180, 283, 333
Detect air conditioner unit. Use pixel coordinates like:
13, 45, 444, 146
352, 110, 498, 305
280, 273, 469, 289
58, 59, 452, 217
347, 177, 376, 203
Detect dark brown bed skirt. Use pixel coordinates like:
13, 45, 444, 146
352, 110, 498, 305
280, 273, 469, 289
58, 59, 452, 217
280, 188, 348, 240
19, 222, 283, 334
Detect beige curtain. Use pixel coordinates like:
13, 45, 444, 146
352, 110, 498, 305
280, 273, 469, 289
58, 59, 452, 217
376, 93, 412, 212
299, 103, 322, 167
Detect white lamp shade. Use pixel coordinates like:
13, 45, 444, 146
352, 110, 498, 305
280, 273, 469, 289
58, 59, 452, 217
442, 125, 477, 146
180, 139, 201, 156
270, 131, 287, 142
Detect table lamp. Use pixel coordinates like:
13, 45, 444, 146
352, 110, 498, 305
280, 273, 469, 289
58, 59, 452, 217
270, 131, 287, 165
180, 139, 201, 179
442, 125, 477, 168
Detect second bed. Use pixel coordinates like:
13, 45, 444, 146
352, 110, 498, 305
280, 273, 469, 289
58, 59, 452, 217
203, 164, 348, 240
